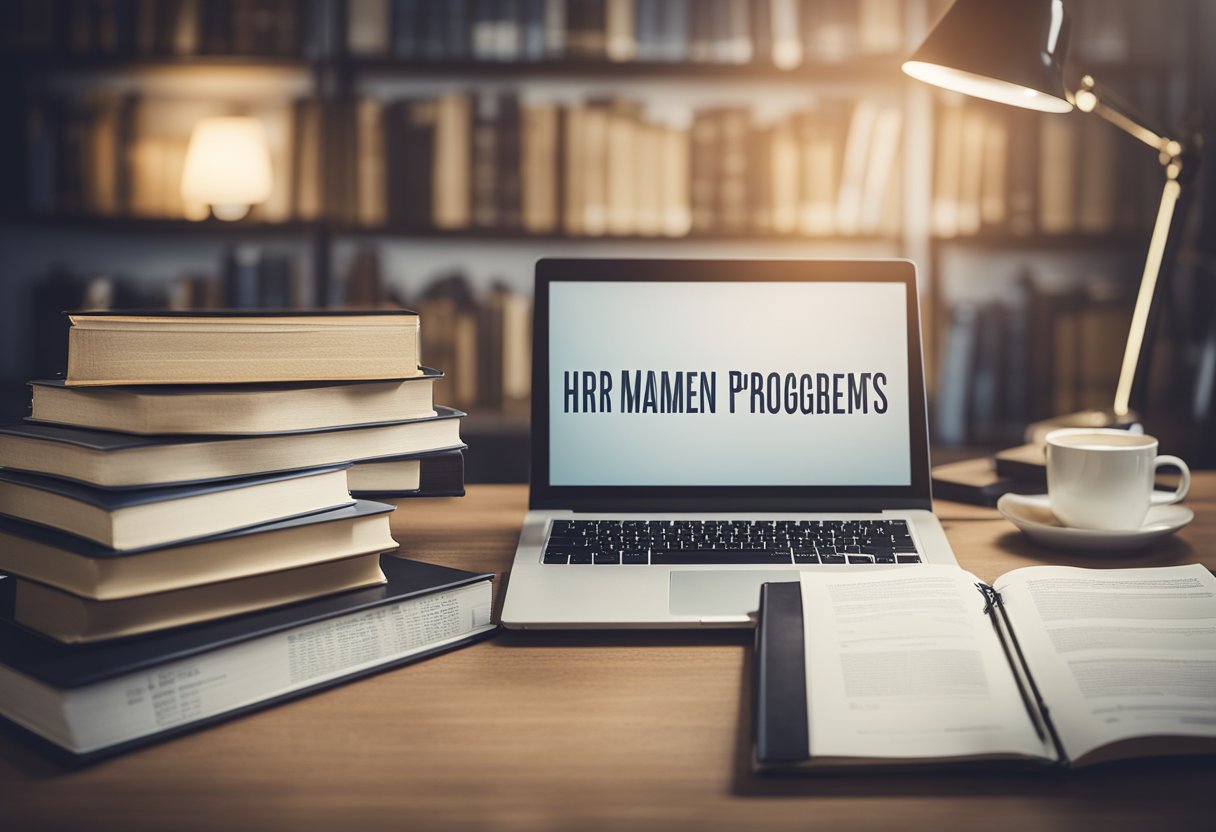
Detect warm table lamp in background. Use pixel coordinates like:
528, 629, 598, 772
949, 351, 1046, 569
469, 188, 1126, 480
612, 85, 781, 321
903, 0, 1202, 428
181, 116, 273, 222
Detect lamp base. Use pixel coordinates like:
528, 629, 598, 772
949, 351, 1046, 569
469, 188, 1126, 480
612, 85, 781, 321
1022, 409, 1142, 446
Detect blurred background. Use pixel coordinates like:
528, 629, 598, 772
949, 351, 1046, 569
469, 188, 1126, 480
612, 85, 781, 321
1, 0, 1213, 481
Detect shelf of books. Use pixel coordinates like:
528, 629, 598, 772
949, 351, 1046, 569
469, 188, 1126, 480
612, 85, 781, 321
0, 0, 1202, 472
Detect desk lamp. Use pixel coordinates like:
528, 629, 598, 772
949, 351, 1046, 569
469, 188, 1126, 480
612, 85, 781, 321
903, 0, 1201, 423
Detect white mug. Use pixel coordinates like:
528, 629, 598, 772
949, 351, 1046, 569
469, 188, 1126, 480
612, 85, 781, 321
1045, 428, 1191, 531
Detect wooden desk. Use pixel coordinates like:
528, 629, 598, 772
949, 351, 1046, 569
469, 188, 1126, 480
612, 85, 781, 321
5, 477, 1216, 831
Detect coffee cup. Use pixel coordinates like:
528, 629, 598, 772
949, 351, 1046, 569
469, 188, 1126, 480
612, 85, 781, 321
1045, 428, 1190, 531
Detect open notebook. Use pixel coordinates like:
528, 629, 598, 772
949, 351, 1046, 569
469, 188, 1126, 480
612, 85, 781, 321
755, 563, 1216, 771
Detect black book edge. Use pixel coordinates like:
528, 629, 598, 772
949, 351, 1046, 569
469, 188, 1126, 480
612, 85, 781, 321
754, 581, 809, 768
993, 455, 1047, 486
929, 473, 1040, 508
352, 486, 466, 499
1, 624, 497, 766
350, 445, 467, 463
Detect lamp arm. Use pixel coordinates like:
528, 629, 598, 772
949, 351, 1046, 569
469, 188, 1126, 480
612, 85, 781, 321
1072, 75, 1185, 160
1112, 175, 1183, 417
1074, 75, 1201, 419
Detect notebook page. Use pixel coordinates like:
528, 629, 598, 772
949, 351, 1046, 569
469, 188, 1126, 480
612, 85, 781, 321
994, 564, 1216, 764
802, 567, 1051, 762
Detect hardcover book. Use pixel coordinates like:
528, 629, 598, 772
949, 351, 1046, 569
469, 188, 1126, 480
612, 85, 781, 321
64, 309, 422, 386
0, 407, 465, 488
29, 368, 442, 436
0, 557, 496, 761
15, 553, 388, 644
0, 466, 352, 550
755, 565, 1216, 771
930, 457, 1039, 507
0, 500, 397, 600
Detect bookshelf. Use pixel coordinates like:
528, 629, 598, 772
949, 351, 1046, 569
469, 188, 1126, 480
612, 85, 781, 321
0, 0, 1209, 476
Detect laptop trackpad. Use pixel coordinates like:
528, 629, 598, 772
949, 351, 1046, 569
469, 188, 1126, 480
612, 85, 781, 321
668, 571, 799, 616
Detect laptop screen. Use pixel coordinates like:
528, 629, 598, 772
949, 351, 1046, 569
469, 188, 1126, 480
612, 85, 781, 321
548, 280, 911, 487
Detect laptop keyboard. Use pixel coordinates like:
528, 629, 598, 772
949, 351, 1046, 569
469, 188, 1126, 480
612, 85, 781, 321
541, 519, 921, 565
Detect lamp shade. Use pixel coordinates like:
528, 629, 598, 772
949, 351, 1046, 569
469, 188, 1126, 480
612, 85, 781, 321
180, 116, 273, 221
902, 0, 1073, 114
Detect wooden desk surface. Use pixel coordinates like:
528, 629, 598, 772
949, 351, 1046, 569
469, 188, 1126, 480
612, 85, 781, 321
5, 475, 1216, 832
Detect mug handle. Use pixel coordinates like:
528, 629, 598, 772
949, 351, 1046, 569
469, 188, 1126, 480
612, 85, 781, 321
1151, 455, 1191, 505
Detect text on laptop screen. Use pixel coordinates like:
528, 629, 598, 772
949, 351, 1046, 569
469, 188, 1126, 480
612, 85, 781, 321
548, 280, 912, 487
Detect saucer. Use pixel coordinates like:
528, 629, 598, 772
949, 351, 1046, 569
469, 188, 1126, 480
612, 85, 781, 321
996, 493, 1194, 551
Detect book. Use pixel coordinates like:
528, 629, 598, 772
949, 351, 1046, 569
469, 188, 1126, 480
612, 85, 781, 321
64, 310, 422, 386
348, 448, 466, 497
930, 457, 1040, 507
994, 442, 1047, 484
932, 99, 964, 238
496, 93, 523, 229
1005, 107, 1038, 235
0, 407, 465, 488
660, 123, 691, 236
566, 0, 606, 59
480, 285, 532, 409
292, 97, 322, 221
689, 109, 720, 232
605, 101, 639, 235
0, 499, 397, 600
521, 100, 558, 233
797, 104, 844, 236
755, 564, 1216, 771
604, 0, 635, 61
432, 92, 472, 230
770, 0, 802, 69
956, 108, 986, 235
471, 92, 500, 227
835, 100, 879, 235
392, 0, 424, 57
0, 556, 495, 760
356, 96, 387, 226
980, 112, 1008, 229
858, 105, 901, 234
346, 0, 390, 55
716, 107, 749, 232
0, 465, 351, 550
16, 552, 389, 644
29, 370, 441, 436
1038, 114, 1078, 234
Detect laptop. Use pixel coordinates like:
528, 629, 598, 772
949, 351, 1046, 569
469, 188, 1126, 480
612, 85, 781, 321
501, 258, 957, 629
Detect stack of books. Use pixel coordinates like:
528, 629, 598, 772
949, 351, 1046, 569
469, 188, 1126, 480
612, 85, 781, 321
0, 309, 491, 761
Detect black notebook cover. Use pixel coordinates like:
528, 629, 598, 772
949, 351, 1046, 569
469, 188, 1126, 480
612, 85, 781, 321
0, 499, 394, 558
754, 581, 810, 768
0, 556, 493, 690
0, 464, 349, 510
